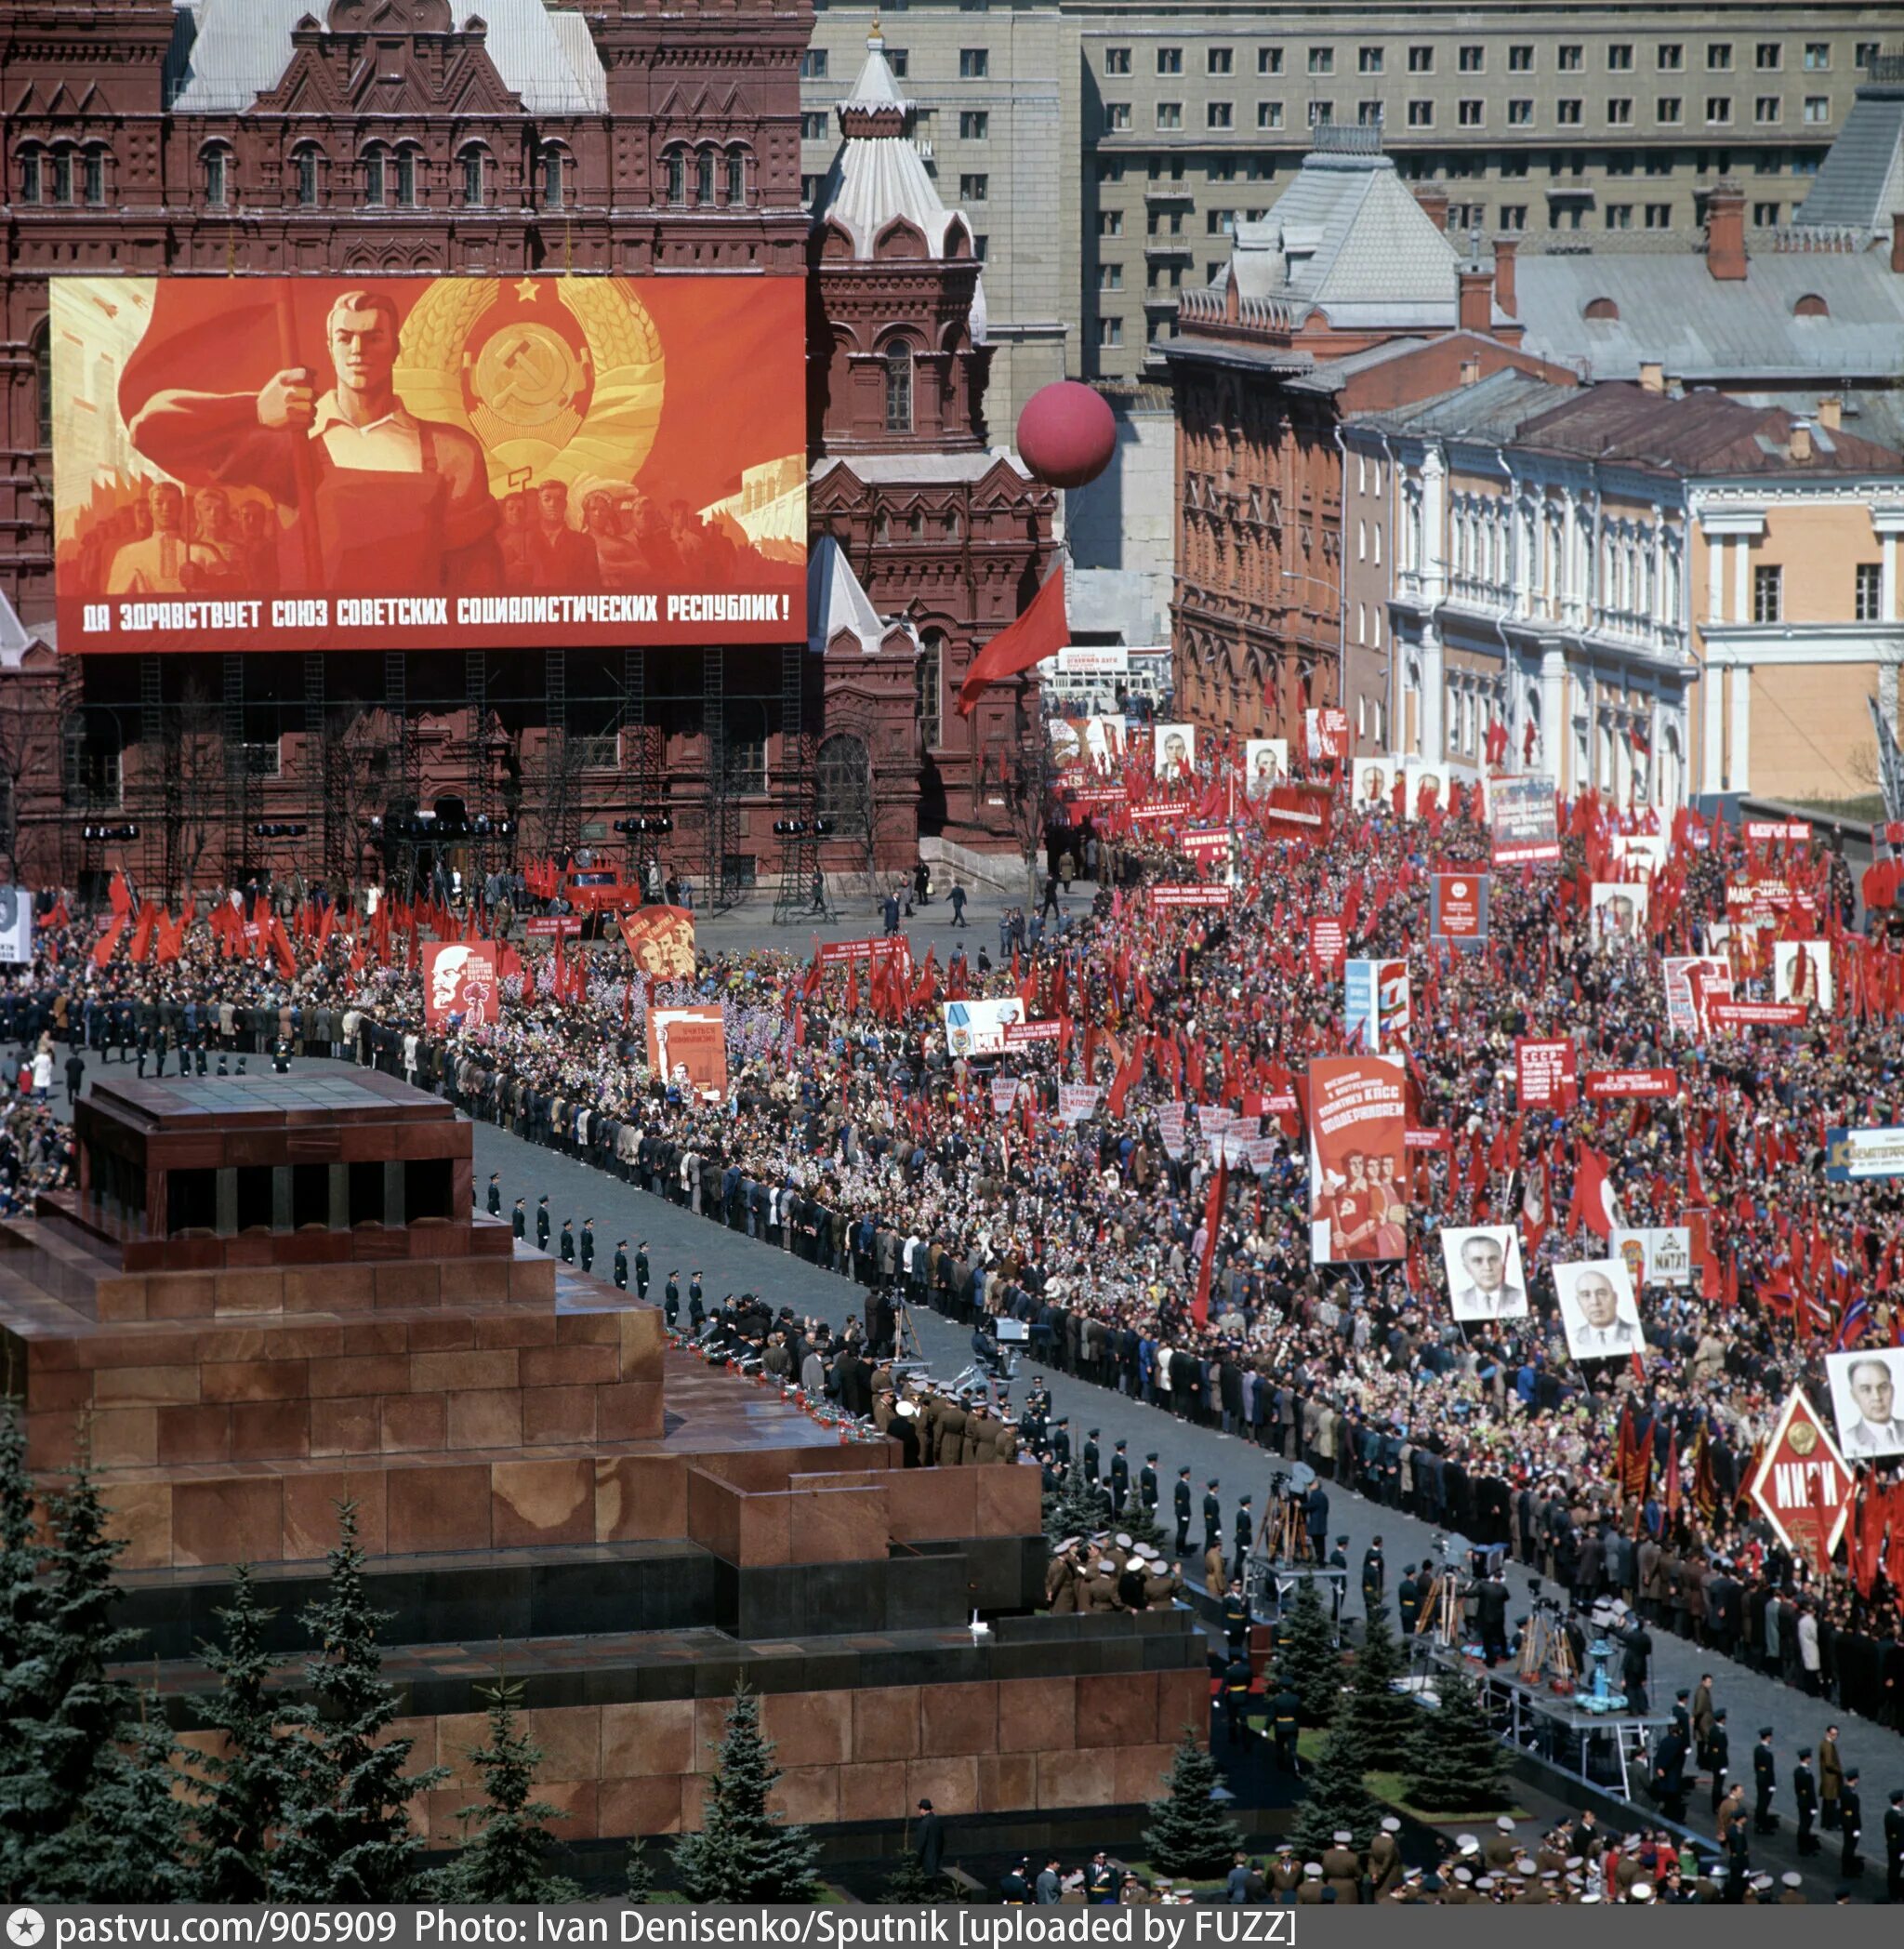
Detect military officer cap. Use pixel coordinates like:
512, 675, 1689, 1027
1759, 1725, 1775, 1739
1303, 1864, 1322, 1879
1275, 1844, 1294, 1855
1382, 1817, 1401, 1833
1421, 1874, 1443, 1893
1514, 1859, 1538, 1876
1781, 1874, 1803, 1889
1208, 1478, 1220, 1488
1089, 1427, 1100, 1438
1453, 1868, 1473, 1885
1474, 1877, 1494, 1893
1336, 1533, 1349, 1545
1631, 1883, 1655, 1903
1566, 1857, 1583, 1871
1752, 1875, 1774, 1892
1540, 1870, 1558, 1884
1146, 1451, 1158, 1462
1675, 1688, 1689, 1701
1798, 1745, 1813, 1759
1580, 1894, 1602, 1904
1333, 1831, 1353, 1844
1496, 1816, 1516, 1833
1456, 1836, 1479, 1855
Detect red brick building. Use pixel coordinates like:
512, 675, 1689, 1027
0, 0, 1043, 895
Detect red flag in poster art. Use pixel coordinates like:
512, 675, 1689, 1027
1306, 1056, 1408, 1264
423, 940, 517, 1029
1303, 708, 1349, 769
1750, 1388, 1855, 1572
1515, 1036, 1578, 1109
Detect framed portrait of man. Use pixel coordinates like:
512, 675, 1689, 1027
1440, 1226, 1529, 1322
1825, 1348, 1904, 1459
1554, 1257, 1646, 1360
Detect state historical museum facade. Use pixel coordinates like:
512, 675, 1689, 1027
0, 0, 1050, 896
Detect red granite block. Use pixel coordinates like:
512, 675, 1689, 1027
760, 1692, 851, 1769
284, 1266, 373, 1314
456, 1259, 515, 1306
491, 1458, 592, 1548
686, 1471, 741, 1562
420, 1788, 470, 1846
1038, 1748, 1116, 1810
228, 1399, 311, 1461
173, 1477, 284, 1566
1077, 1671, 1159, 1749
387, 1464, 492, 1553
25, 1368, 92, 1414
555, 1311, 619, 1346
95, 1278, 148, 1323
283, 1470, 389, 1559
886, 1465, 975, 1540
443, 1388, 523, 1451
522, 1707, 602, 1783
145, 1274, 217, 1319
998, 1677, 1077, 1754
521, 1386, 596, 1446
617, 1307, 666, 1379
519, 1344, 618, 1388
852, 1688, 922, 1763
372, 1263, 440, 1309
103, 1480, 172, 1570
693, 1698, 733, 1774
837, 1760, 909, 1824
192, 1327, 273, 1364
920, 1681, 998, 1758
380, 1394, 446, 1452
1113, 1743, 1179, 1806
508, 1257, 556, 1301
23, 1413, 82, 1471
595, 1456, 688, 1541
409, 1349, 518, 1393
905, 1756, 979, 1816
977, 1751, 1038, 1813
679, 1773, 708, 1832
265, 1322, 348, 1360
596, 1381, 663, 1441
785, 1484, 886, 1564
156, 1403, 235, 1465
537, 1780, 599, 1842
93, 1364, 201, 1407
435, 1712, 492, 1789
310, 1394, 381, 1456
89, 1406, 157, 1467
201, 1360, 307, 1403
309, 1355, 411, 1399
602, 1701, 695, 1780
212, 1270, 284, 1316
1155, 1667, 1210, 1741
734, 1491, 790, 1568
403, 1317, 474, 1354
974, 1465, 1042, 1538
768, 1765, 840, 1826
469, 1309, 557, 1351
598, 1775, 685, 1839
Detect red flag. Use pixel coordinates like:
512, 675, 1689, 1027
956, 567, 1069, 716
92, 917, 126, 968
1567, 1141, 1619, 1240
108, 870, 132, 918
1191, 1159, 1228, 1327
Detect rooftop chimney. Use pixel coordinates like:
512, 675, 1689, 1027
1706, 180, 1748, 281
1818, 394, 1843, 431
1492, 235, 1519, 318
1893, 212, 1904, 275
1460, 357, 1481, 387
1639, 361, 1665, 394
1789, 419, 1814, 463
1457, 262, 1494, 335
1414, 184, 1450, 232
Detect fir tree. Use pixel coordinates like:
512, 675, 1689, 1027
1276, 1576, 1342, 1727
438, 1673, 580, 1903
1041, 1470, 1111, 1552
1338, 1602, 1416, 1760
670, 1682, 818, 1903
1139, 1730, 1243, 1880
271, 1501, 446, 1903
1401, 1660, 1510, 1814
624, 1836, 657, 1903
877, 1845, 942, 1903
191, 1566, 304, 1903
1286, 1712, 1383, 1863
74, 1698, 192, 1903
0, 1406, 46, 1900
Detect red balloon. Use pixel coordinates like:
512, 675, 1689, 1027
1015, 381, 1117, 489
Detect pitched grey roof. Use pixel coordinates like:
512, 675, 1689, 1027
805, 534, 885, 655
813, 37, 968, 259
1510, 249, 1904, 383
166, 0, 607, 113
1795, 81, 1904, 236
1349, 368, 1576, 442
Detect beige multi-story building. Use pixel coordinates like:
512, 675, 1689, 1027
799, 2, 1897, 393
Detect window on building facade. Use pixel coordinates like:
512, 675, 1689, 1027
1856, 562, 1883, 621
916, 631, 944, 750
1459, 99, 1484, 125
1757, 42, 1783, 69
959, 171, 988, 199
1606, 203, 1633, 227
1558, 44, 1582, 70
1260, 47, 1284, 73
1804, 41, 1829, 68
1608, 98, 1633, 123
1659, 44, 1684, 70
1359, 46, 1383, 73
1099, 209, 1123, 235
1557, 99, 1583, 123
1104, 46, 1130, 73
1408, 100, 1433, 126
1156, 103, 1182, 128
800, 49, 827, 78
800, 112, 827, 139
959, 47, 988, 76
1100, 263, 1123, 288
1646, 201, 1673, 225
295, 146, 321, 206
1752, 563, 1781, 621
1098, 316, 1123, 347
394, 149, 417, 207
1753, 200, 1780, 223
362, 148, 385, 206
1208, 102, 1232, 127
961, 110, 988, 138
727, 150, 747, 204
33, 324, 50, 451
1155, 46, 1182, 73
1209, 47, 1232, 73
1856, 41, 1879, 68
883, 343, 913, 431
205, 146, 231, 206
1707, 96, 1733, 123
1408, 46, 1433, 72
83, 149, 104, 206
815, 736, 869, 837
1708, 42, 1733, 69
1805, 96, 1830, 121
1756, 97, 1782, 122
1608, 43, 1634, 69
1258, 102, 1284, 127
695, 149, 716, 203
1658, 96, 1683, 122
1500, 203, 1527, 229
1308, 100, 1333, 126
1308, 46, 1333, 73
668, 151, 689, 205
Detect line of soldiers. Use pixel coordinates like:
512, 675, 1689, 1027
1045, 1531, 1184, 1613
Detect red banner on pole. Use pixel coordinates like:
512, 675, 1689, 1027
1514, 1037, 1578, 1110
1582, 1067, 1681, 1101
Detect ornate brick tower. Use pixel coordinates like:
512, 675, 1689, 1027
806, 30, 1053, 859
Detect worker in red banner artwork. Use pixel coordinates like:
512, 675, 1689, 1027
126, 288, 501, 596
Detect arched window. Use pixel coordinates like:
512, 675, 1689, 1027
49, 146, 74, 206
393, 147, 417, 208
363, 145, 387, 207
83, 147, 105, 206
1793, 292, 1829, 318
695, 149, 716, 205
459, 146, 484, 208
19, 146, 41, 206
664, 147, 687, 206
204, 143, 231, 207
916, 630, 944, 752
722, 700, 768, 792
725, 147, 747, 206
816, 735, 871, 839
883, 342, 913, 432
294, 144, 321, 207
542, 147, 565, 208
32, 323, 51, 453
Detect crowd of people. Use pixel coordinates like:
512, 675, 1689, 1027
12, 741, 1904, 1748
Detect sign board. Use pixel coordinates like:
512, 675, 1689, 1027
1058, 1084, 1101, 1124
1515, 1037, 1578, 1109
1001, 1018, 1064, 1047
1611, 1225, 1693, 1289
522, 916, 584, 939
942, 997, 1027, 1056
1343, 957, 1410, 1053
616, 906, 695, 979
1056, 647, 1130, 676
1749, 1387, 1855, 1568
1489, 775, 1560, 866
647, 1003, 728, 1099
1708, 1001, 1806, 1030
423, 941, 504, 1029
1150, 884, 1234, 908
49, 274, 805, 654
1825, 1126, 1904, 1184
1583, 1067, 1680, 1101
1307, 917, 1347, 978
1430, 871, 1489, 945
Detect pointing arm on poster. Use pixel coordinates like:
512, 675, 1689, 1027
257, 367, 315, 431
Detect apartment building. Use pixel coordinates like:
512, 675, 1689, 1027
799, 2, 1896, 391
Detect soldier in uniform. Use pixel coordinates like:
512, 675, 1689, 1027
1819, 1726, 1843, 1829
1268, 1847, 1301, 1904
536, 1195, 550, 1251
1233, 1494, 1253, 1581
1295, 1865, 1326, 1905
635, 1240, 651, 1300
1222, 1648, 1253, 1743
1884, 1787, 1904, 1903
1173, 1466, 1193, 1556
1482, 1819, 1519, 1876
1321, 1833, 1361, 1903
663, 1271, 681, 1328
1397, 1563, 1421, 1637
1839, 1767, 1863, 1880
613, 1240, 628, 1291
1793, 1745, 1819, 1854
1139, 1452, 1159, 1517
1778, 1872, 1807, 1904
1269, 1676, 1301, 1774
1367, 1816, 1403, 1899
1051, 1417, 1072, 1467
1203, 1478, 1223, 1558
1362, 1535, 1385, 1615
1109, 1439, 1130, 1517
559, 1217, 576, 1265
1328, 1535, 1351, 1627
485, 1172, 502, 1216
578, 1218, 594, 1273
1082, 1427, 1102, 1488
511, 1197, 526, 1240
1223, 1579, 1250, 1656
1752, 1727, 1778, 1832
1708, 1708, 1730, 1814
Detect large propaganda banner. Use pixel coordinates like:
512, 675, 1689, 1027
50, 275, 805, 653
1489, 775, 1560, 866
422, 940, 514, 1030
1430, 871, 1489, 945
617, 906, 696, 980
1343, 958, 1409, 1052
1307, 1055, 1408, 1264
647, 1004, 729, 1099
1751, 1388, 1855, 1568
1515, 1036, 1577, 1109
